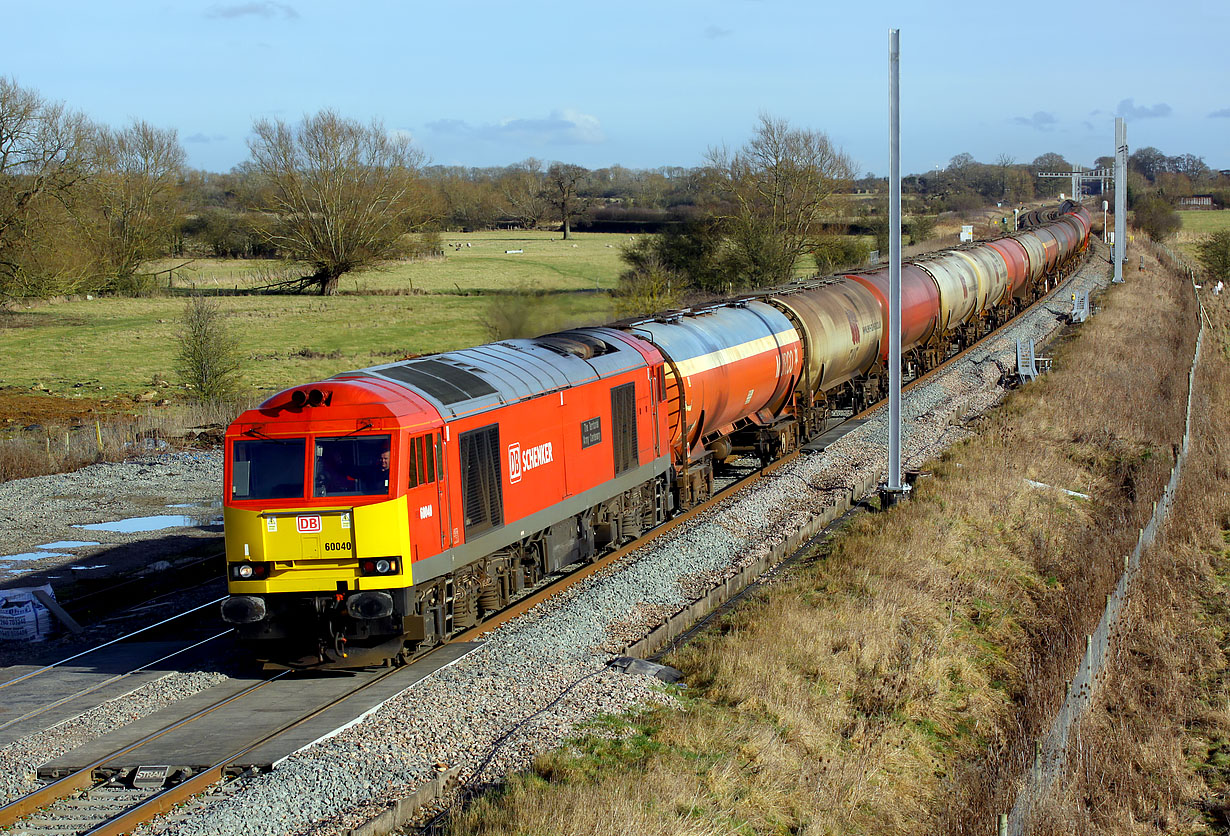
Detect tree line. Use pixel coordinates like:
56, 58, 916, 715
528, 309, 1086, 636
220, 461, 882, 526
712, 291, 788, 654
3, 75, 1227, 302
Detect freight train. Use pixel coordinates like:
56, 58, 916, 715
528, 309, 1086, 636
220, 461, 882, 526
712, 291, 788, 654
220, 202, 1092, 668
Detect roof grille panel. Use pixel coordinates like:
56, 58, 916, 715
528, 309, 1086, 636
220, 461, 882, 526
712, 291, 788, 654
378, 359, 497, 405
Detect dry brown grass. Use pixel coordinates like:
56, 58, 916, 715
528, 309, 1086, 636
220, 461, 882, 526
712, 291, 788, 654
0, 399, 244, 482
1026, 271, 1230, 835
442, 250, 1198, 836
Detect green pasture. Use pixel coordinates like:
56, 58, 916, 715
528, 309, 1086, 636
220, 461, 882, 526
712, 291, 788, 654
1177, 210, 1230, 235
1176, 210, 1230, 260
155, 230, 628, 295
2, 233, 623, 399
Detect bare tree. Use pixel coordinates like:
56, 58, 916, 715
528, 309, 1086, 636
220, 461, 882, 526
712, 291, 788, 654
993, 154, 1017, 201
0, 77, 93, 297
706, 114, 854, 287
71, 120, 185, 293
1169, 153, 1210, 181
499, 158, 551, 229
247, 110, 427, 295
546, 162, 587, 239
1128, 147, 1167, 181
948, 152, 976, 174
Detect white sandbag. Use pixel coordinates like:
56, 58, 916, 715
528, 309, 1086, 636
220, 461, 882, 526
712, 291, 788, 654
0, 584, 57, 642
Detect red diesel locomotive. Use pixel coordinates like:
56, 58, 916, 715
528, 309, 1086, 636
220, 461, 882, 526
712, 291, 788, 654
221, 203, 1091, 668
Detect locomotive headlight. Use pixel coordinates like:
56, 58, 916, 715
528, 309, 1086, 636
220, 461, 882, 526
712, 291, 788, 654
231, 562, 269, 580
359, 558, 398, 576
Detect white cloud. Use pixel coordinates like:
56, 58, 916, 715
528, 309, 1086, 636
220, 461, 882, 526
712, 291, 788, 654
205, 2, 298, 20
426, 108, 604, 146
1011, 111, 1057, 131
1114, 98, 1172, 119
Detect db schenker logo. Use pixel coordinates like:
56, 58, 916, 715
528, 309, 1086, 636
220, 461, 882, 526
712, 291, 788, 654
507, 441, 553, 484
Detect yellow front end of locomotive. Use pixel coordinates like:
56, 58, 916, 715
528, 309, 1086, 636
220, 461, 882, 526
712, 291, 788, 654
224, 496, 413, 594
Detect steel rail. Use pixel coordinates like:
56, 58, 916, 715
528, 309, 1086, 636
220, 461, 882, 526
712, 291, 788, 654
0, 596, 228, 692
0, 629, 233, 733
81, 661, 422, 836
0, 670, 287, 826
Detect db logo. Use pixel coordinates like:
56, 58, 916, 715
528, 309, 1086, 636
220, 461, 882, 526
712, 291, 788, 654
508, 443, 522, 484
296, 515, 322, 534
507, 441, 552, 485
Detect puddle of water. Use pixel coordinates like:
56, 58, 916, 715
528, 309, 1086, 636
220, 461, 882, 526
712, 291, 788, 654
74, 514, 222, 533
36, 541, 101, 550
0, 552, 71, 563
167, 500, 222, 509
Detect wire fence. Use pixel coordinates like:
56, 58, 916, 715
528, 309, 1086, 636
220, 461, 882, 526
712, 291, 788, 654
1005, 246, 1208, 836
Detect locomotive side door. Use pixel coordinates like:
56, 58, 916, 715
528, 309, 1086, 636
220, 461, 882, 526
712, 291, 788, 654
406, 432, 445, 561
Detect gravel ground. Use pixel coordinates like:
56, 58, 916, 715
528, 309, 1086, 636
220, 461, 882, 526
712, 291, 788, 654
121, 252, 1112, 836
0, 451, 223, 589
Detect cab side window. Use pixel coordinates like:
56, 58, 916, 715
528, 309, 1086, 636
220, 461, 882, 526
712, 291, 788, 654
408, 434, 443, 489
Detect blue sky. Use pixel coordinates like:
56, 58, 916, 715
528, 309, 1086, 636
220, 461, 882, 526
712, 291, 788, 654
7, 0, 1228, 176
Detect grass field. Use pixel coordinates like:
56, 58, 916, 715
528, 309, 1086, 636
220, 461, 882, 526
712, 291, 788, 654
154, 230, 628, 295
2, 217, 1011, 403
1177, 210, 1230, 235
1175, 210, 1230, 260
3, 230, 628, 399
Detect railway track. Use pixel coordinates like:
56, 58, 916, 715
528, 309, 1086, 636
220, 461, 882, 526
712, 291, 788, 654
0, 598, 232, 749
0, 252, 1092, 836
0, 643, 477, 835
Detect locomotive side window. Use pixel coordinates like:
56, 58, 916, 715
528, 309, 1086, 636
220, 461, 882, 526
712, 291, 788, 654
407, 434, 441, 489
459, 424, 503, 536
434, 435, 444, 482
232, 439, 306, 500
313, 435, 391, 497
